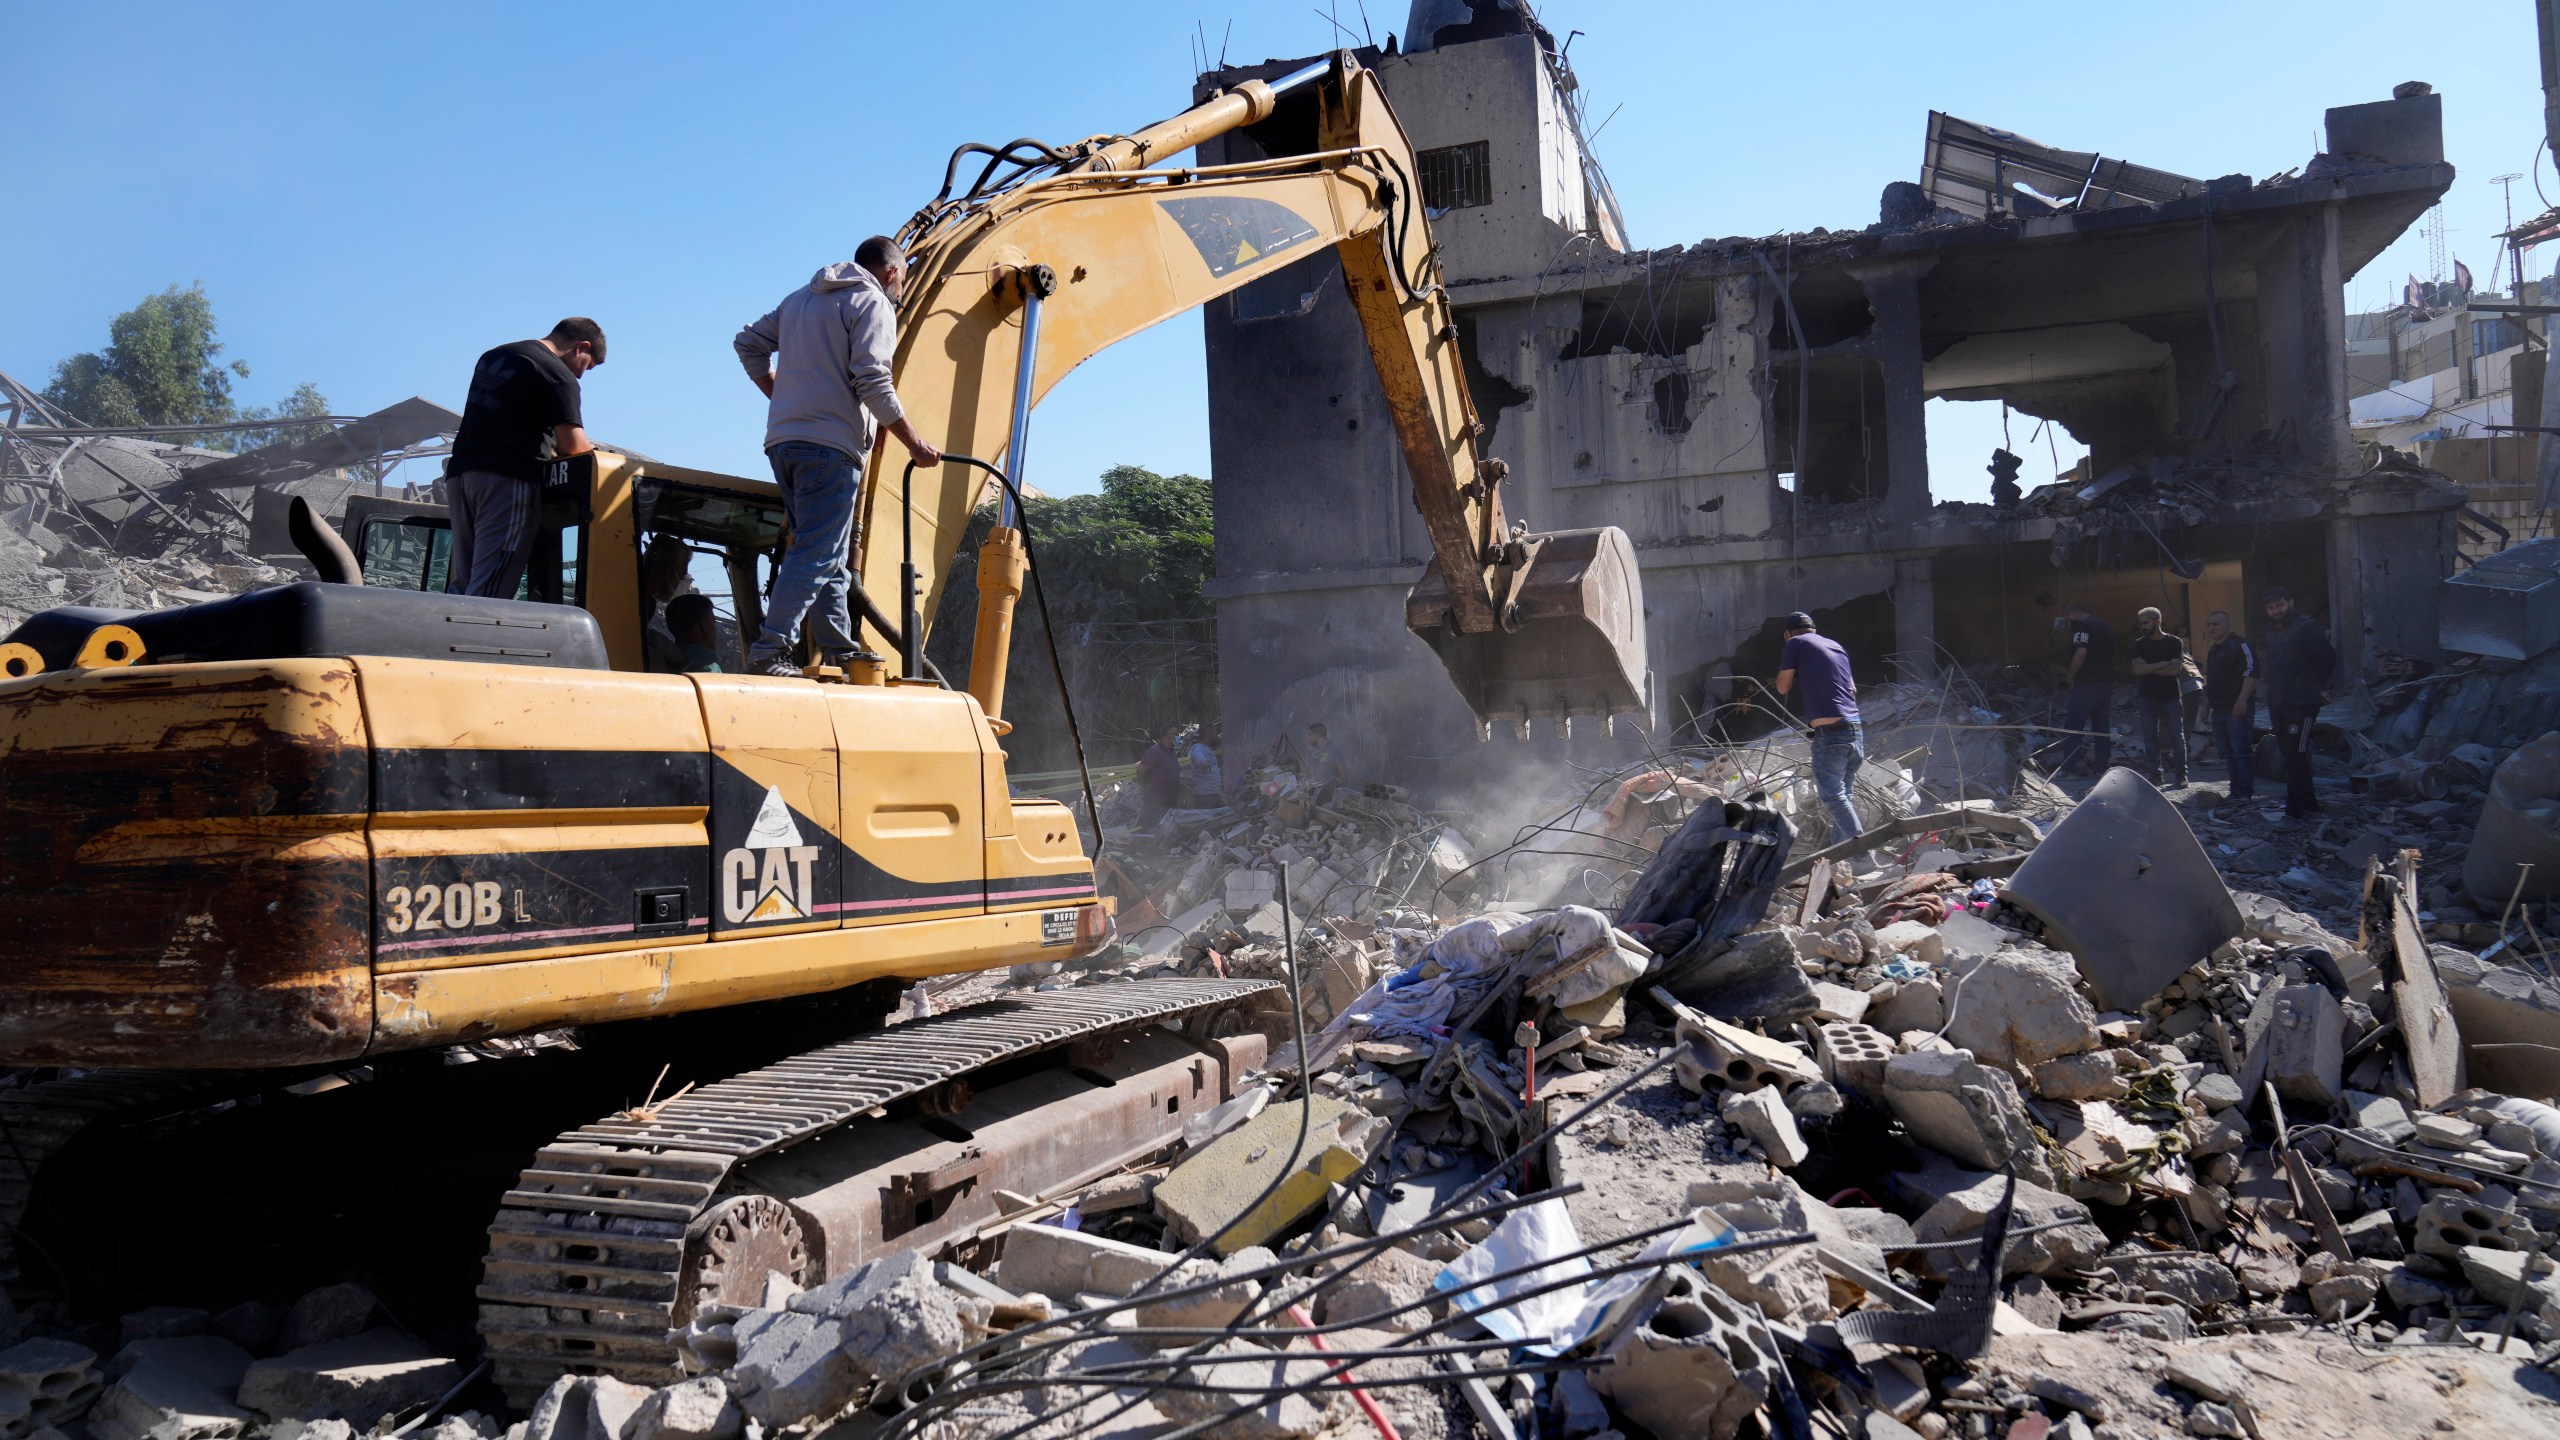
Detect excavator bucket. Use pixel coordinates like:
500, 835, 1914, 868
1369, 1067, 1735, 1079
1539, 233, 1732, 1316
1406, 526, 1652, 739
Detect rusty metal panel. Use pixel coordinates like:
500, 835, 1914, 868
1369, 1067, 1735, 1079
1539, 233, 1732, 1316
0, 661, 373, 1067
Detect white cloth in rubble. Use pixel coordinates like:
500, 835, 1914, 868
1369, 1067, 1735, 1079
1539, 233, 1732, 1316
1332, 913, 1529, 1042
1505, 905, 1653, 1008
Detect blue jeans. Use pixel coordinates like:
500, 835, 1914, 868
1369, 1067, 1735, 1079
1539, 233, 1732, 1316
2136, 694, 2187, 783
2058, 682, 2113, 773
2215, 710, 2255, 797
1809, 722, 1866, 850
754, 442, 862, 661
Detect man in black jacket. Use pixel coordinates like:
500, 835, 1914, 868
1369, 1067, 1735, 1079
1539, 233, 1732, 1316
2258, 586, 2336, 818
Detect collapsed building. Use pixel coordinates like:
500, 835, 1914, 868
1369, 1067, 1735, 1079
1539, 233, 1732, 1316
1200, 8, 2462, 787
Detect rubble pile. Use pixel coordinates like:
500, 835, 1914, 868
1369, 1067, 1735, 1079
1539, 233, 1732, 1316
510, 761, 2555, 1439
0, 435, 353, 633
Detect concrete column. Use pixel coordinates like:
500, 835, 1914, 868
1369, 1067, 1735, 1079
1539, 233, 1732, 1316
1892, 555, 1939, 682
2252, 204, 2356, 476
1853, 260, 1937, 524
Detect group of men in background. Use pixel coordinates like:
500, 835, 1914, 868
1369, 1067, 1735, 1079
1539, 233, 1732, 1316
2052, 587, 2336, 818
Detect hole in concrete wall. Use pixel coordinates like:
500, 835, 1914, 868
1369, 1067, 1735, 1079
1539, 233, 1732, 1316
1653, 372, 1693, 436
1767, 269, 1873, 351
1457, 314, 1531, 449
1771, 357, 1889, 505
1923, 399, 2089, 504
1557, 282, 1715, 359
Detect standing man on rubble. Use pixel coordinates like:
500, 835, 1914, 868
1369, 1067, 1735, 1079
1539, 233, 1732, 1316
444, 319, 605, 599
734, 237, 942, 677
2259, 585, 2336, 818
1137, 725, 1182, 821
1300, 722, 1350, 798
1186, 724, 1225, 810
2127, 607, 2190, 788
1774, 611, 1869, 862
2055, 601, 2117, 776
2202, 609, 2257, 801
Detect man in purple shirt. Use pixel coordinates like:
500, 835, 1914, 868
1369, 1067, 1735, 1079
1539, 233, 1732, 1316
1775, 611, 1868, 863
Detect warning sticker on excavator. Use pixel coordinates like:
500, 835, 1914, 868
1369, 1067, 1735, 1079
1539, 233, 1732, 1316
1158, 195, 1319, 279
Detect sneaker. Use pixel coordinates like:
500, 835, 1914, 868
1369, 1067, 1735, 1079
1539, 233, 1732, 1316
747, 653, 804, 678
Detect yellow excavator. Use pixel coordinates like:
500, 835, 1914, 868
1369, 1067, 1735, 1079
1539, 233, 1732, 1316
0, 53, 1647, 1397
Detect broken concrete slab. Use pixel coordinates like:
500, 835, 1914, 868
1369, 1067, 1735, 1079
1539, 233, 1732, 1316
1131, 1248, 1270, 1339
1882, 1051, 2056, 1186
236, 1331, 464, 1424
521, 1375, 654, 1440
0, 1338, 99, 1435
2428, 945, 2560, 1098
2029, 1052, 2127, 1102
1810, 981, 1871, 1025
1935, 909, 2010, 962
1155, 1096, 1381, 1254
790, 1250, 977, 1385
1718, 1086, 1808, 1167
1151, 1342, 1328, 1439
1871, 921, 1946, 968
1684, 1178, 1833, 1323
2002, 768, 2242, 1011
623, 1377, 741, 1440
1906, 1171, 2104, 1279
997, 1223, 1175, 1301
721, 1312, 855, 1432
88, 1338, 255, 1440
2256, 983, 2345, 1109
1942, 946, 2101, 1068
1313, 1247, 1440, 1333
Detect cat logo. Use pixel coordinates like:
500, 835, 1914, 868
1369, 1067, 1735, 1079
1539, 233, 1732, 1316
723, 786, 821, 925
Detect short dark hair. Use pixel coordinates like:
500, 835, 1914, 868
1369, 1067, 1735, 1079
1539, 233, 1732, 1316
1307, 722, 1327, 738
855, 236, 901, 271
666, 592, 715, 638
2262, 585, 2293, 604
548, 317, 606, 362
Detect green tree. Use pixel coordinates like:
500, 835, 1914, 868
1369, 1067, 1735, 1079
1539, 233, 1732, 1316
43, 283, 328, 449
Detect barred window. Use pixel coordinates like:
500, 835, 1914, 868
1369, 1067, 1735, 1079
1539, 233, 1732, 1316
1416, 141, 1492, 211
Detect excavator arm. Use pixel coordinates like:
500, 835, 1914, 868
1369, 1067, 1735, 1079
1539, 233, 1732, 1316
855, 53, 1649, 737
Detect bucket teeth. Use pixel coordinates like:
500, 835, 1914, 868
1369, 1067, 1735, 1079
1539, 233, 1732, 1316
1406, 527, 1651, 739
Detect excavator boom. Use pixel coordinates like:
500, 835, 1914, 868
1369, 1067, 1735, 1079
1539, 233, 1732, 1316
858, 53, 1650, 736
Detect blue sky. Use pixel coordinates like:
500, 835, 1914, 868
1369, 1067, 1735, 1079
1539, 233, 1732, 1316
5, 2, 2545, 504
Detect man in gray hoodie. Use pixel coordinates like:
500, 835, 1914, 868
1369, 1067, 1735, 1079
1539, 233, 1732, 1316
734, 236, 940, 676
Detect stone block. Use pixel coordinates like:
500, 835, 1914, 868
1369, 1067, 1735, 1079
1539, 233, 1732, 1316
237, 1331, 464, 1425
1809, 983, 1870, 1025
1935, 910, 2009, 962
1155, 1098, 1380, 1254
1718, 1086, 1808, 1167
2029, 1052, 2126, 1102
115, 1310, 208, 1347
2457, 1246, 2560, 1330
1882, 1051, 2053, 1184
1941, 948, 2100, 1068
1908, 1172, 2103, 1279
2259, 984, 2344, 1109
2191, 1072, 2243, 1111
2341, 1208, 2405, 1260
88, 1338, 254, 1440
789, 1249, 977, 1384
1314, 1247, 1438, 1333
2095, 1251, 2239, 1310
1871, 921, 1945, 967
723, 1312, 854, 1431
1683, 1178, 1833, 1324
1223, 869, 1275, 915
275, 1285, 376, 1355
1867, 977, 1944, 1034
624, 1377, 741, 1440
2411, 1112, 2481, 1148
522, 1375, 654, 1440
1151, 1342, 1327, 1440
1815, 1022, 1893, 1106
998, 1223, 1177, 1300
1131, 1248, 1270, 1342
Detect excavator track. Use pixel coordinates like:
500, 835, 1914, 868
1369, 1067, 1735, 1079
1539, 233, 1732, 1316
0, 1071, 250, 1291
475, 978, 1277, 1402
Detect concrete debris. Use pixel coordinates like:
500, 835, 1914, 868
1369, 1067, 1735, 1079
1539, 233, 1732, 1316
235, 1331, 463, 1423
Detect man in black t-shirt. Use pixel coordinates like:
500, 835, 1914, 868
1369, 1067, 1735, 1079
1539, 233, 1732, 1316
2055, 601, 2117, 775
2201, 609, 2258, 800
2126, 606, 2190, 787
444, 318, 605, 598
